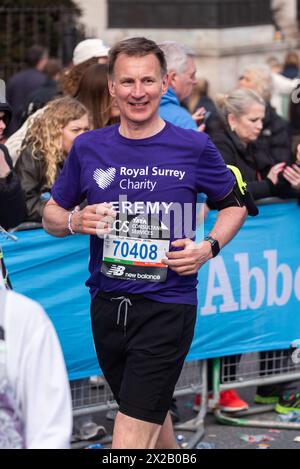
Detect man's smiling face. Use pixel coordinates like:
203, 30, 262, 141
108, 53, 168, 128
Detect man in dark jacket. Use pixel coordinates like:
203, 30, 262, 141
6, 45, 48, 136
21, 58, 62, 122
0, 101, 26, 229
0, 101, 26, 288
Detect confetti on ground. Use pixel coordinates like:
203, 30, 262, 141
239, 434, 275, 443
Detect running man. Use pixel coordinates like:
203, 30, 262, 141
43, 37, 247, 449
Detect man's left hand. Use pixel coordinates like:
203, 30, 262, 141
162, 238, 212, 276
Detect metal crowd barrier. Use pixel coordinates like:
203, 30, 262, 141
212, 350, 300, 429
71, 359, 207, 449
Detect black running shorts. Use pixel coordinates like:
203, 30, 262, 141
91, 292, 196, 425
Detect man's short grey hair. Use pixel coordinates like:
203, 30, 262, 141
158, 41, 195, 75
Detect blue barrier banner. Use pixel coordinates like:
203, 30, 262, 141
2, 201, 300, 379
2, 230, 97, 380
189, 200, 300, 361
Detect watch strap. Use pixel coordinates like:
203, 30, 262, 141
204, 235, 220, 257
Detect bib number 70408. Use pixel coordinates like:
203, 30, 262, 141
103, 235, 169, 265
112, 240, 158, 261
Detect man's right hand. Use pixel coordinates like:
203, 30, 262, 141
71, 203, 116, 236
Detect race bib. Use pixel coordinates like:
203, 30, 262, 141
101, 214, 170, 282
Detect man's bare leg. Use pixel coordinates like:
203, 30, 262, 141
112, 411, 179, 449
112, 412, 161, 449
155, 412, 179, 449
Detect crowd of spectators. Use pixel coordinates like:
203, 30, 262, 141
3, 43, 300, 228
1, 39, 300, 447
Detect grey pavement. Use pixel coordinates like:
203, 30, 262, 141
72, 386, 300, 449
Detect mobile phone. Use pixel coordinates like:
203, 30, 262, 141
203, 111, 211, 124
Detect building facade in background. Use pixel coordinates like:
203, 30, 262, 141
74, 0, 300, 95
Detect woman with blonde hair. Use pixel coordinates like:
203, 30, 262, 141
15, 96, 90, 222
239, 64, 272, 102
209, 88, 300, 413
213, 88, 289, 199
238, 64, 293, 164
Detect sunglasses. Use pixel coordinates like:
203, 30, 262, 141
0, 115, 9, 126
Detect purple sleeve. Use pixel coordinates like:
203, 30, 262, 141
196, 137, 235, 201
51, 143, 83, 210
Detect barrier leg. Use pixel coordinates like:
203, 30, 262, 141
174, 360, 207, 448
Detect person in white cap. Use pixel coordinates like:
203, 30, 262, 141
60, 39, 111, 98
72, 39, 110, 66
6, 39, 111, 165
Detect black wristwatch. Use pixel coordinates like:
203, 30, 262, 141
204, 236, 220, 257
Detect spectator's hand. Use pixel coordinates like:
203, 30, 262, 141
0, 148, 11, 178
71, 202, 116, 236
162, 238, 212, 275
192, 107, 206, 124
282, 164, 300, 190
266, 162, 286, 185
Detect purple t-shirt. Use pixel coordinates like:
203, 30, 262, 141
52, 121, 234, 305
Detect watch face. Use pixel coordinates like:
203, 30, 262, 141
212, 240, 220, 257
205, 236, 220, 257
